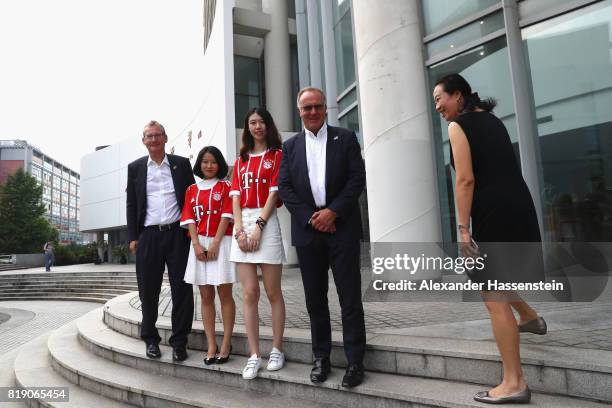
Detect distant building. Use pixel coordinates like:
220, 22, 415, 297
0, 139, 84, 244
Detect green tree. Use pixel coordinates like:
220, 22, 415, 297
0, 169, 58, 253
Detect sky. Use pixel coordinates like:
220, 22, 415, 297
0, 0, 208, 172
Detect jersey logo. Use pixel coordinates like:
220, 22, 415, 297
241, 171, 254, 189
263, 160, 273, 169
212, 192, 222, 201
193, 205, 204, 221
190, 198, 196, 204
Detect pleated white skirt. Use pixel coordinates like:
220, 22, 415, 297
230, 208, 285, 264
184, 235, 237, 286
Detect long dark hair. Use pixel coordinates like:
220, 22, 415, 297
193, 145, 229, 179
435, 73, 497, 113
239, 107, 282, 162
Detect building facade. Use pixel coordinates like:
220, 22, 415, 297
80, 0, 612, 261
0, 139, 83, 244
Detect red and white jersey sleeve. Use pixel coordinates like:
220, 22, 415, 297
229, 149, 282, 209
180, 180, 233, 237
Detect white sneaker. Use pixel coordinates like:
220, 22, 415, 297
242, 354, 262, 380
266, 347, 285, 371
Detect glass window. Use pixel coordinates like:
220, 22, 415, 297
338, 107, 361, 144
43, 171, 52, 185
333, 0, 356, 92
422, 0, 500, 35
428, 36, 515, 245
31, 165, 42, 180
426, 11, 505, 58
338, 87, 357, 113
53, 177, 61, 188
52, 190, 60, 203
234, 55, 262, 125
523, 0, 612, 242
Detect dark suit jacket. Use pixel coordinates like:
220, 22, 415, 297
126, 154, 195, 243
279, 125, 365, 246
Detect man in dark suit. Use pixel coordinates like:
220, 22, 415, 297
126, 120, 195, 362
279, 87, 366, 387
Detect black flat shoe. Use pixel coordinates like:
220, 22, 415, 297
474, 387, 531, 404
146, 343, 161, 359
172, 347, 188, 362
310, 357, 330, 384
215, 345, 232, 364
342, 363, 364, 388
518, 317, 547, 335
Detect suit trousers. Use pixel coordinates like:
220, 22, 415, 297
136, 225, 193, 348
296, 232, 366, 364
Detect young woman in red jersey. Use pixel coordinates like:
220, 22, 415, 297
180, 146, 236, 366
230, 107, 286, 380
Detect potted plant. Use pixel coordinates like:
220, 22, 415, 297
112, 244, 128, 264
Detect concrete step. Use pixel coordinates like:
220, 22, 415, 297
0, 295, 110, 304
0, 281, 139, 288
0, 272, 137, 280
47, 319, 339, 408
0, 292, 117, 299
104, 293, 612, 402
0, 347, 29, 407
76, 308, 607, 408
0, 287, 132, 295
0, 265, 27, 272
13, 332, 132, 407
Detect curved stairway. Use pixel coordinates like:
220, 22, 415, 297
0, 272, 167, 303
9, 292, 612, 407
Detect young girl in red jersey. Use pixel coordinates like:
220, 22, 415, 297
180, 146, 236, 366
230, 107, 286, 379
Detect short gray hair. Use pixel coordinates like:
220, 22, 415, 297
143, 120, 166, 137
296, 87, 326, 108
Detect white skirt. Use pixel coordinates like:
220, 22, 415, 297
184, 235, 237, 286
230, 207, 285, 264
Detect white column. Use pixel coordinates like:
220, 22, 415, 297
305, 0, 322, 89
318, 0, 339, 125
352, 0, 441, 243
294, 0, 311, 89
262, 0, 293, 131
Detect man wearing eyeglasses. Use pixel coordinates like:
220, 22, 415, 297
126, 120, 195, 362
279, 87, 367, 387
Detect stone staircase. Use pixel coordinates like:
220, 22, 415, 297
8, 291, 612, 407
0, 272, 162, 303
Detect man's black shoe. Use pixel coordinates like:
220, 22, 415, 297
172, 347, 188, 362
342, 364, 364, 388
146, 343, 161, 359
310, 357, 330, 383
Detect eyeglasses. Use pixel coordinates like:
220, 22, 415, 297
299, 104, 325, 112
144, 133, 165, 140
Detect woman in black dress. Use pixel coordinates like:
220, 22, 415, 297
433, 74, 546, 404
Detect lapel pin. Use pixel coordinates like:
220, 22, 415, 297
333, 136, 339, 140
172, 165, 177, 170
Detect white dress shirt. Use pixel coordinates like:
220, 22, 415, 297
305, 124, 327, 207
144, 155, 181, 226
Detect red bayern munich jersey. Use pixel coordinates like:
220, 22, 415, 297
230, 149, 282, 208
180, 179, 233, 237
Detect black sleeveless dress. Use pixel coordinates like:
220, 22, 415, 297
451, 111, 544, 284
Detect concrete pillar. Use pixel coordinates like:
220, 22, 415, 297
294, 0, 311, 89
352, 0, 441, 243
502, 0, 545, 241
262, 0, 293, 131
318, 0, 339, 125
305, 0, 322, 89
